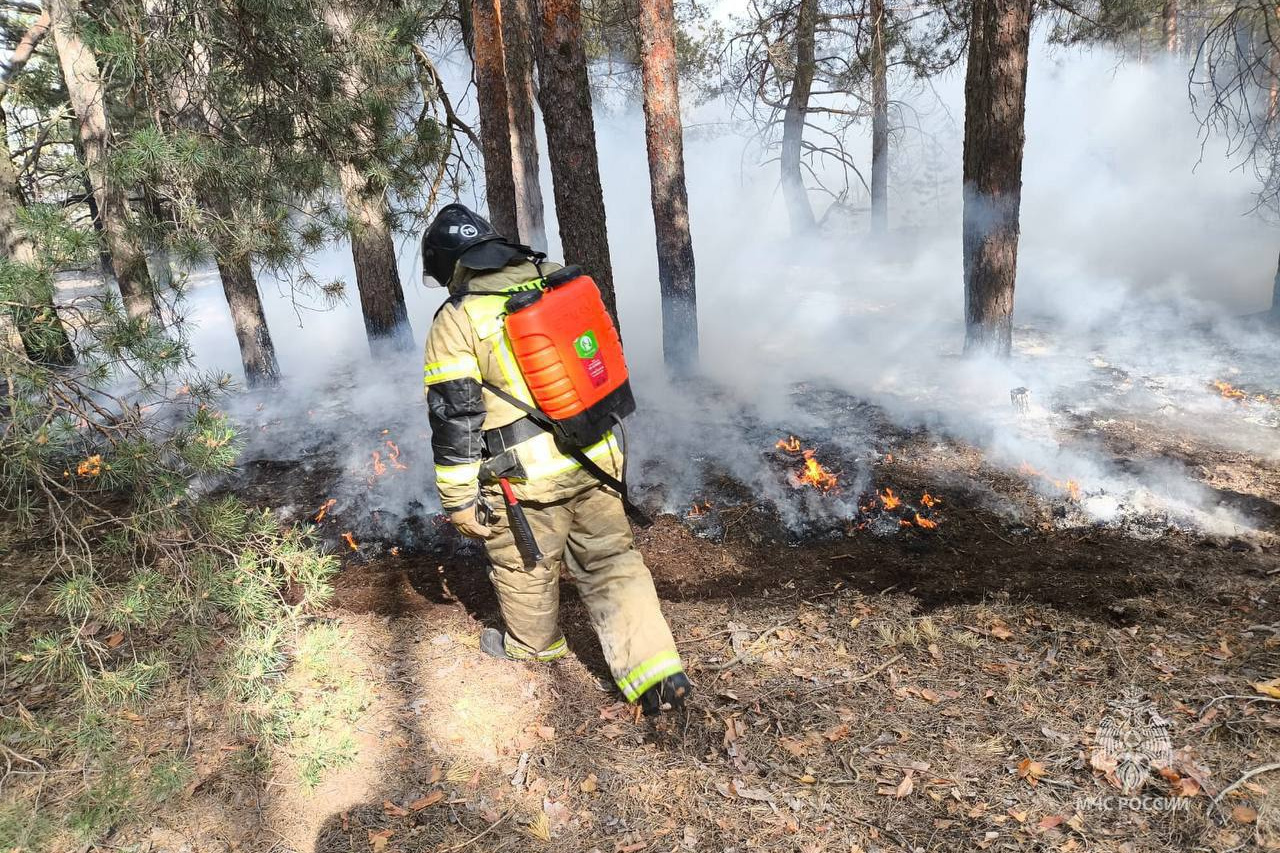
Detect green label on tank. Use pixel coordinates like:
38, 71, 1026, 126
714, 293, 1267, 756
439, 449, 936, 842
574, 330, 599, 359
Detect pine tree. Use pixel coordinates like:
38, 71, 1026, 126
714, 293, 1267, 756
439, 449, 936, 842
47, 0, 157, 321
535, 0, 619, 323
780, 0, 818, 235
638, 0, 698, 372
962, 0, 1033, 356
324, 5, 416, 352
470, 0, 521, 239
869, 0, 889, 234
503, 0, 548, 249
0, 13, 73, 366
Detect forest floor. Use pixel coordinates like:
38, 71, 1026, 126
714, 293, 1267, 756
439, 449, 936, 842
102, 369, 1279, 853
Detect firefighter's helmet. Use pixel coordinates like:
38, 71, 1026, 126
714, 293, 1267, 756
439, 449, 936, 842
422, 203, 527, 286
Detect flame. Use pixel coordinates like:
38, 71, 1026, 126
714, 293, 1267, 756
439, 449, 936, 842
879, 487, 901, 510
342, 532, 358, 551
390, 546, 401, 557
921, 492, 940, 508
688, 501, 713, 517
799, 450, 839, 491
1212, 379, 1248, 401
314, 498, 337, 522
776, 436, 802, 453
371, 451, 387, 477
386, 440, 408, 470
1019, 462, 1082, 501
76, 455, 104, 477
914, 513, 938, 530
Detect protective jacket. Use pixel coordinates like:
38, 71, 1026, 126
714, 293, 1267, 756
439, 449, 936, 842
424, 260, 623, 511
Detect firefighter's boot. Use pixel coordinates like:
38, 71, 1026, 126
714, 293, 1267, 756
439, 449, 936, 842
479, 627, 510, 660
639, 672, 693, 716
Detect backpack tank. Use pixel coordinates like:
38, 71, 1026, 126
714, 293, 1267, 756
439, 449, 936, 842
504, 268, 635, 447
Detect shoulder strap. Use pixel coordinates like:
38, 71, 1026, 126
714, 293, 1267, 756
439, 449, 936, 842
481, 380, 650, 525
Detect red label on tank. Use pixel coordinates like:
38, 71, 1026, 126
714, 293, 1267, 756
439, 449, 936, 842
582, 356, 608, 387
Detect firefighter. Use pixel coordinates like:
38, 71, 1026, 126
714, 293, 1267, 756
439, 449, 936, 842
420, 203, 692, 716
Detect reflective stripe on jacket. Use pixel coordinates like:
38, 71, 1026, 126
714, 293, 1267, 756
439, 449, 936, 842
423, 259, 622, 511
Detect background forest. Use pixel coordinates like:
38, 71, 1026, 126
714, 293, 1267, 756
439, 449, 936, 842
3, 1, 1280, 852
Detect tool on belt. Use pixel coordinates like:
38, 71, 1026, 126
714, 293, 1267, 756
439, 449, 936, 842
499, 477, 543, 569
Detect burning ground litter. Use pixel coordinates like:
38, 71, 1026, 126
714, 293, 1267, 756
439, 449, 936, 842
169, 321, 1280, 851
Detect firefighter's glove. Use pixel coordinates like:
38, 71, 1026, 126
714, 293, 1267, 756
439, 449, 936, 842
449, 504, 492, 540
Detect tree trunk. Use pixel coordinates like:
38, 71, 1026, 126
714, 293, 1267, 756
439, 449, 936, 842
781, 0, 818, 236
1162, 0, 1178, 54
870, 0, 889, 234
337, 162, 415, 352
1272, 246, 1280, 316
961, 0, 1032, 358
215, 254, 280, 387
202, 195, 280, 386
638, 0, 698, 374
503, 0, 548, 250
48, 0, 156, 321
1, 107, 74, 366
324, 6, 415, 353
535, 0, 618, 324
471, 0, 520, 239
0, 21, 74, 366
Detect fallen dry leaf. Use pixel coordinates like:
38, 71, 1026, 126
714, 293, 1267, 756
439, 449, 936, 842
1038, 815, 1064, 831
823, 723, 851, 742
989, 623, 1014, 641
1231, 804, 1259, 824
1018, 758, 1047, 786
382, 800, 409, 817
368, 829, 394, 852
895, 772, 915, 799
1252, 678, 1280, 699
580, 773, 598, 794
105, 632, 125, 649
409, 790, 444, 811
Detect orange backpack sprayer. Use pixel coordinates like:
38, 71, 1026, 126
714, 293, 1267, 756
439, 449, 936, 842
501, 266, 635, 448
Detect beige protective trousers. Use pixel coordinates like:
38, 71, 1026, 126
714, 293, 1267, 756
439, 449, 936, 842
481, 482, 684, 702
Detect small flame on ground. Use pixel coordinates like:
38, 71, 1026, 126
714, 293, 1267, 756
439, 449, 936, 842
879, 487, 901, 510
314, 498, 336, 523
799, 450, 839, 492
386, 440, 408, 470
914, 513, 938, 530
342, 532, 358, 551
371, 451, 387, 477
1018, 462, 1082, 501
390, 546, 401, 557
776, 436, 802, 453
1212, 379, 1248, 401
921, 492, 939, 508
687, 501, 713, 517
77, 455, 105, 477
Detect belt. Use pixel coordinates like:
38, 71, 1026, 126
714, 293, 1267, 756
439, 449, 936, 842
483, 416, 546, 456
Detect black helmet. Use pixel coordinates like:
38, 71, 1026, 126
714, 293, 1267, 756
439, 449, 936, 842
421, 203, 526, 286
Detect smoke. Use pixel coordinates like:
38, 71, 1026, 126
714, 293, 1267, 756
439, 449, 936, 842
183, 38, 1279, 542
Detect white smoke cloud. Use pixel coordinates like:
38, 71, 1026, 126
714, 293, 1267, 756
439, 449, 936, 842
177, 38, 1279, 540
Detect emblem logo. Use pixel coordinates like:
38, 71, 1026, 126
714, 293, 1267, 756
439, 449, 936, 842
574, 331, 600, 359
1095, 687, 1172, 794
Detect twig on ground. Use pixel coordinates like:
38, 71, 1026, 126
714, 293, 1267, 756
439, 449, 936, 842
1198, 694, 1280, 716
701, 621, 794, 672
793, 653, 903, 699
439, 808, 514, 852
1213, 762, 1280, 808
